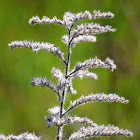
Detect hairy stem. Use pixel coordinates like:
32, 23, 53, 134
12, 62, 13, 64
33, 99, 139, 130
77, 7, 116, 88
56, 28, 72, 140
61, 107, 73, 118
56, 126, 63, 140
60, 30, 71, 117
56, 126, 61, 140
66, 67, 81, 78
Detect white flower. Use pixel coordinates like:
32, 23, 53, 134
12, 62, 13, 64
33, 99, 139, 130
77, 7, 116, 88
8, 40, 65, 62
29, 16, 64, 26
93, 10, 114, 19
68, 93, 129, 110
48, 106, 60, 116
51, 67, 64, 80
62, 35, 96, 47
69, 125, 133, 140
0, 132, 41, 140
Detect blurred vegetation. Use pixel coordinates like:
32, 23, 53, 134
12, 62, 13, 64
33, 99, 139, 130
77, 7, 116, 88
0, 0, 139, 139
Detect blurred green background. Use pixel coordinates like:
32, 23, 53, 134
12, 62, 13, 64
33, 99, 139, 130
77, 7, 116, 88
0, 0, 139, 139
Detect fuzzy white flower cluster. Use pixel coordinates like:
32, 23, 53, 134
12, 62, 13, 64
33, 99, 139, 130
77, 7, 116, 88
62, 11, 93, 29
63, 12, 75, 28
73, 57, 116, 72
72, 23, 116, 38
69, 70, 98, 80
54, 116, 98, 127
30, 77, 60, 97
93, 10, 114, 19
69, 93, 129, 109
30, 76, 75, 97
30, 77, 55, 88
51, 67, 64, 80
51, 67, 70, 89
51, 67, 77, 95
69, 125, 133, 140
29, 16, 64, 26
62, 35, 96, 47
48, 106, 60, 116
0, 132, 40, 140
75, 10, 93, 21
29, 10, 114, 30
8, 40, 65, 62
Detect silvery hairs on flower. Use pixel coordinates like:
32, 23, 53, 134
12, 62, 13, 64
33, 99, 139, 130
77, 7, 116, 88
8, 10, 133, 140
0, 132, 41, 140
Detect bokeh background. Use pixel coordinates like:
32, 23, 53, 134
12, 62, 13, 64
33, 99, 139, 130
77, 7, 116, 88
0, 0, 139, 139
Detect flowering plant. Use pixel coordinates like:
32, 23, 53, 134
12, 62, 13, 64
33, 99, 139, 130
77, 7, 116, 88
6, 10, 133, 140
